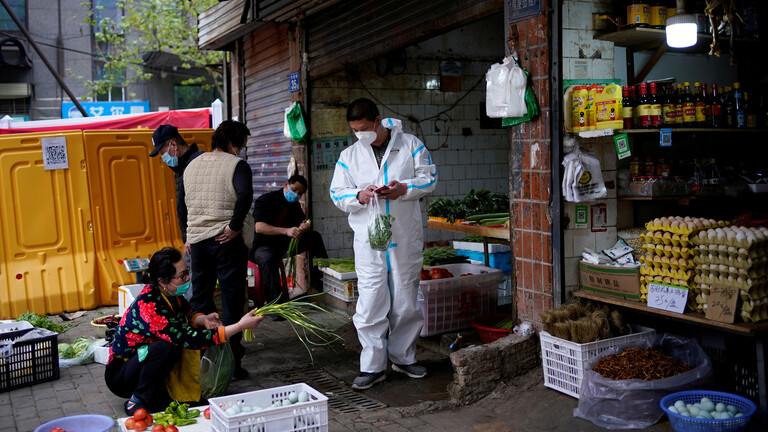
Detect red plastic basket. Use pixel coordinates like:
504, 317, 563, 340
471, 313, 512, 343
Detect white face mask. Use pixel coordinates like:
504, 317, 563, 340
355, 123, 378, 146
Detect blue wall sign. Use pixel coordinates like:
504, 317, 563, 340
289, 72, 300, 93
507, 0, 542, 22
61, 101, 150, 119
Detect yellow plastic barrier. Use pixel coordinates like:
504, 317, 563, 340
83, 129, 212, 306
0, 132, 97, 319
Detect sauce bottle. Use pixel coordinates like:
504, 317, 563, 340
694, 82, 707, 127
622, 85, 634, 129
675, 83, 685, 126
662, 84, 677, 127
709, 84, 723, 128
649, 82, 662, 127
682, 81, 696, 126
636, 82, 653, 128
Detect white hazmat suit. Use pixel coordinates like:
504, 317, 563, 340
330, 118, 437, 373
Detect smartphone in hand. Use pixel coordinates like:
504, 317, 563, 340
374, 185, 390, 193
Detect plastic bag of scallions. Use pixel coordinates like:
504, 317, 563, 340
368, 195, 394, 251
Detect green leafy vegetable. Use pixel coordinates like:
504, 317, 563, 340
16, 311, 69, 333
313, 258, 355, 273
369, 213, 395, 251
423, 247, 469, 266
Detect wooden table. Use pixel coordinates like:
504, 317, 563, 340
572, 290, 768, 421
426, 220, 509, 266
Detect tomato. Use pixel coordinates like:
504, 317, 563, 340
124, 418, 135, 430
133, 420, 147, 432
133, 408, 147, 421
145, 414, 153, 426
164, 426, 179, 432
420, 269, 430, 280
151, 425, 165, 432
204, 407, 211, 420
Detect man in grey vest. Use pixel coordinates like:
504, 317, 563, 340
184, 120, 253, 379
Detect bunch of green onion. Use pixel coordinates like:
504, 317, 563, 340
285, 219, 311, 285
243, 293, 341, 362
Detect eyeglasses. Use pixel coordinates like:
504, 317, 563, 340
172, 269, 190, 280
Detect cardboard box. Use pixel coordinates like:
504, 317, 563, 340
579, 261, 641, 301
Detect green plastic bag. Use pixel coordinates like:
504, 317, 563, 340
284, 101, 307, 142
199, 342, 234, 399
502, 65, 539, 127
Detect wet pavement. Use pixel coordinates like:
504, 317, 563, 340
1, 300, 766, 431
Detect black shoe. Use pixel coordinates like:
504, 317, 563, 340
233, 366, 250, 380
124, 400, 146, 417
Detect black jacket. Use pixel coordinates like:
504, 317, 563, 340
171, 143, 204, 242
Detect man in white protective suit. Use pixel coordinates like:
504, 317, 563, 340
330, 98, 437, 390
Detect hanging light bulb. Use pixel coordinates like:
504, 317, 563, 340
666, 0, 698, 48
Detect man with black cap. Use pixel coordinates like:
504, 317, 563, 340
150, 124, 204, 294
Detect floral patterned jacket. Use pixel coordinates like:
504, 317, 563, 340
108, 284, 227, 363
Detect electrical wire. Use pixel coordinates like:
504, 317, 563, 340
352, 69, 485, 152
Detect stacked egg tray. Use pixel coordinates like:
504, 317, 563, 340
638, 217, 730, 304
691, 225, 768, 323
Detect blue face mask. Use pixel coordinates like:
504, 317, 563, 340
168, 281, 190, 296
161, 151, 178, 167
284, 188, 300, 203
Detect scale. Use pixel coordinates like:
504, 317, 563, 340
123, 258, 149, 283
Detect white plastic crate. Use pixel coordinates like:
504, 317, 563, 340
0, 321, 32, 334
540, 326, 655, 398
322, 274, 358, 302
209, 383, 328, 432
452, 241, 510, 253
318, 267, 356, 280
418, 263, 503, 336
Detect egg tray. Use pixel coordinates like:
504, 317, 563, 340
691, 226, 768, 249
644, 217, 730, 236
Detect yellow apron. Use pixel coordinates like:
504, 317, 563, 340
165, 348, 201, 402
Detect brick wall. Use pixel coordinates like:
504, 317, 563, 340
309, 14, 508, 258
509, 3, 555, 325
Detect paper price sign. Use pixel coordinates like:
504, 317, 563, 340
705, 284, 739, 324
647, 283, 688, 314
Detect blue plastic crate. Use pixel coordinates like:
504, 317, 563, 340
455, 249, 511, 274
660, 390, 756, 432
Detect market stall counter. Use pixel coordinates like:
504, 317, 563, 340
572, 289, 768, 424
426, 220, 509, 267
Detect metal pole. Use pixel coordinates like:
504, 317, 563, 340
0, 0, 88, 117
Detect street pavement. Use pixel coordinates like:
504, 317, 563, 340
1, 304, 764, 432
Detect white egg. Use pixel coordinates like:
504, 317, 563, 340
735, 413, 744, 417
668, 406, 679, 414
674, 400, 686, 409
689, 406, 700, 416
726, 405, 738, 414
241, 406, 252, 413
715, 402, 726, 412
700, 401, 715, 412
225, 407, 239, 416
298, 391, 309, 402
288, 391, 299, 403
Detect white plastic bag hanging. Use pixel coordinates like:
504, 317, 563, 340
562, 147, 607, 202
485, 54, 528, 118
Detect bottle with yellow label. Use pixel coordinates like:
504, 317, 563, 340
585, 84, 598, 130
627, 1, 651, 28
682, 81, 696, 125
650, 1, 667, 29
595, 84, 624, 129
572, 85, 588, 133
675, 83, 685, 126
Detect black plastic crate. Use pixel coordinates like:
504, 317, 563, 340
0, 327, 59, 392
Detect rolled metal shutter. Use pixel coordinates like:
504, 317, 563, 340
306, 0, 502, 80
243, 22, 292, 199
